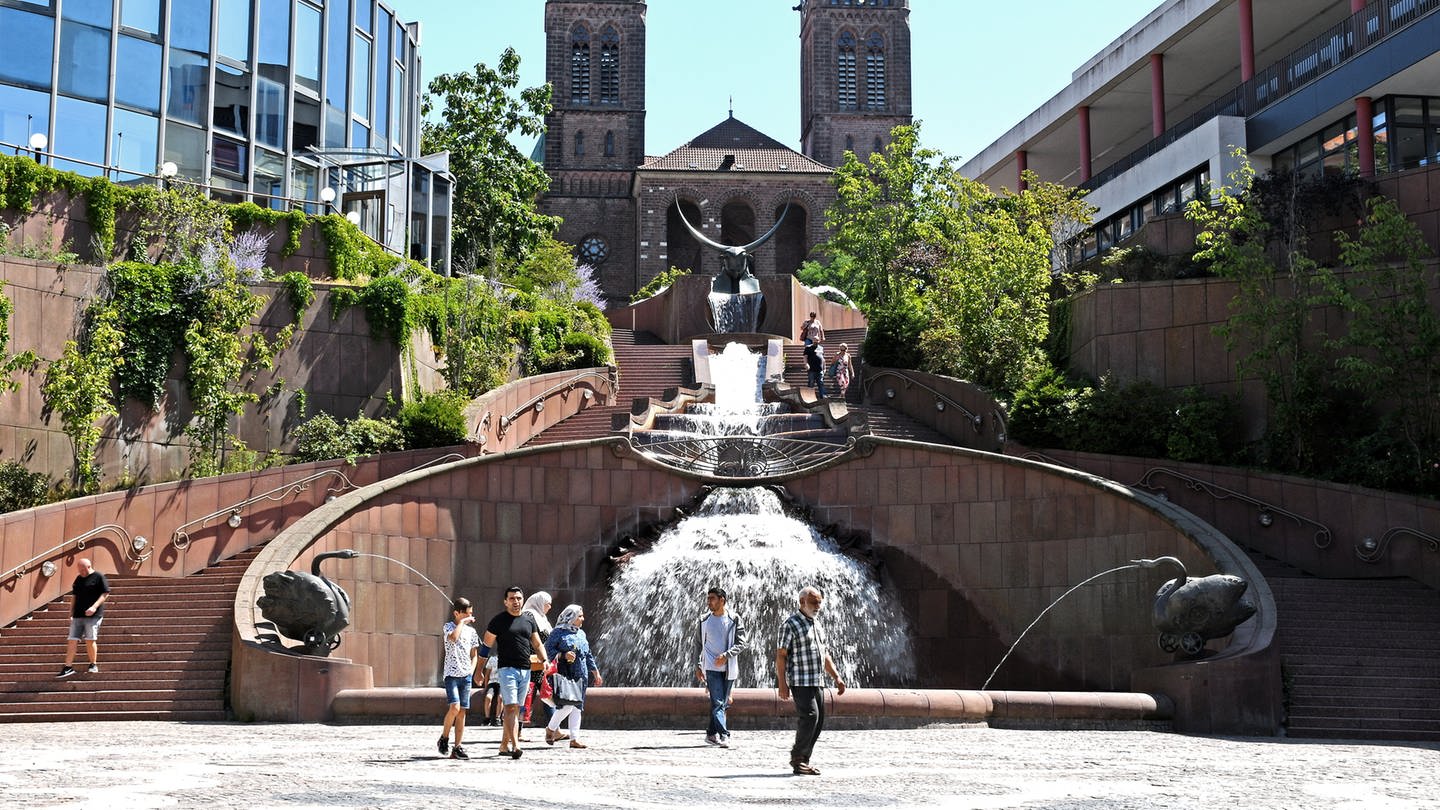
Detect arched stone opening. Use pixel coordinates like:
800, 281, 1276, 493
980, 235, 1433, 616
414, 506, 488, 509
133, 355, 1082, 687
720, 200, 755, 246
666, 199, 704, 272
773, 202, 809, 276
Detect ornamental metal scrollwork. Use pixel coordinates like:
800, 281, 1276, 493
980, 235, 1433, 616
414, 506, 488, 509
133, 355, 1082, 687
1134, 467, 1333, 549
1356, 527, 1440, 563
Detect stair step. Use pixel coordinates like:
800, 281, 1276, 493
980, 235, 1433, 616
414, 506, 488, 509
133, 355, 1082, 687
0, 709, 226, 723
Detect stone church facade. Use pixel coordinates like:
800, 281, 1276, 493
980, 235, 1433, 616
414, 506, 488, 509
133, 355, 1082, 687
539, 0, 912, 305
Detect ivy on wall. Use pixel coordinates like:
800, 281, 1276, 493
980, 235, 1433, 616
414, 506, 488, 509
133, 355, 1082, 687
0, 280, 40, 395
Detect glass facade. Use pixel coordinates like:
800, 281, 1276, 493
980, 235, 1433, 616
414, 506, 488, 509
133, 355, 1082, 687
0, 0, 451, 272
1270, 96, 1440, 179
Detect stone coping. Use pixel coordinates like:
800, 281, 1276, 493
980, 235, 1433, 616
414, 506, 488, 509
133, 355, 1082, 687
331, 686, 1171, 727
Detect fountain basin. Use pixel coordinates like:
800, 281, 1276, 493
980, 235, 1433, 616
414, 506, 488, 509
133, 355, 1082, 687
329, 686, 1172, 729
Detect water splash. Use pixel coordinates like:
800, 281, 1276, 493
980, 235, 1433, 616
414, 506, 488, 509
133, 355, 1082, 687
709, 290, 763, 333
596, 487, 916, 688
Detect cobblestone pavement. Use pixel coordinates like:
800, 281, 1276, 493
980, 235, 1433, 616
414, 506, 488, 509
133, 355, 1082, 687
2, 722, 1438, 809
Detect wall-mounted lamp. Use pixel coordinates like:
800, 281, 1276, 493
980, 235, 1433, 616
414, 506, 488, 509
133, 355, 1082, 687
935, 400, 945, 412
227, 510, 243, 529
1258, 511, 1274, 528
581, 389, 594, 401
885, 388, 895, 399
344, 210, 361, 226
534, 400, 545, 413
1360, 536, 1378, 552
40, 560, 57, 577
325, 494, 337, 503
159, 161, 178, 178
132, 535, 149, 554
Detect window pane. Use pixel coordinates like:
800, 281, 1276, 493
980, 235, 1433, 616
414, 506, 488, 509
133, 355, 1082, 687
53, 95, 106, 175
1394, 125, 1427, 169
213, 133, 248, 178
0, 83, 50, 148
62, 0, 112, 27
171, 0, 211, 52
255, 148, 285, 208
163, 120, 204, 178
293, 94, 319, 151
324, 103, 344, 147
258, 0, 290, 70
256, 76, 285, 149
213, 64, 251, 136
1393, 97, 1424, 124
217, 0, 251, 62
116, 36, 162, 112
352, 34, 371, 120
390, 64, 403, 144
354, 0, 371, 34
325, 0, 349, 114
291, 162, 318, 213
294, 4, 321, 94
0, 8, 55, 88
375, 10, 389, 140
167, 49, 209, 125
121, 0, 160, 34
59, 22, 111, 102
351, 119, 368, 148
113, 108, 158, 180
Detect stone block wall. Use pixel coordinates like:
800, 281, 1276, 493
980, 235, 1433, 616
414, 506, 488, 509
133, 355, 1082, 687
0, 258, 424, 486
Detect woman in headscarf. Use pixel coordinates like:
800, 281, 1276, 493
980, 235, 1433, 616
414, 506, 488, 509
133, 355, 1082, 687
544, 604, 603, 748
521, 591, 553, 726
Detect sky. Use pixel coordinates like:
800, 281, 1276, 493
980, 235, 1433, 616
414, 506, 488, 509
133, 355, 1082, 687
394, 0, 1164, 164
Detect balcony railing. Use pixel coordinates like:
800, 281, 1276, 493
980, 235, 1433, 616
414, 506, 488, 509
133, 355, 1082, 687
1080, 0, 1440, 191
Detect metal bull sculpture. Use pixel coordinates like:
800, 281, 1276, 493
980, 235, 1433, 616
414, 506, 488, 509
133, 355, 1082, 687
1152, 571, 1257, 657
257, 549, 358, 656
675, 202, 792, 296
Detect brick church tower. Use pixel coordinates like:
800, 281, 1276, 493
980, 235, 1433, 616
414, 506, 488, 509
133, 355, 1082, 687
540, 1, 647, 300
799, 0, 912, 167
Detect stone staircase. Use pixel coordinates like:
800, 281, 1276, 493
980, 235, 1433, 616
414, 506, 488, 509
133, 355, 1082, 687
0, 549, 258, 722
1269, 573, 1440, 741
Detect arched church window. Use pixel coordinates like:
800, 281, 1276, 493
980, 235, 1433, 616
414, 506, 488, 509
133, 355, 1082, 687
574, 130, 584, 157
865, 32, 886, 110
580, 234, 609, 265
604, 130, 615, 157
837, 31, 857, 111
599, 25, 620, 104
571, 25, 591, 104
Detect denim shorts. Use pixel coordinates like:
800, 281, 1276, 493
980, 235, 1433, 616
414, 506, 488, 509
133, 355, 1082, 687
497, 667, 529, 706
68, 616, 103, 641
444, 675, 473, 708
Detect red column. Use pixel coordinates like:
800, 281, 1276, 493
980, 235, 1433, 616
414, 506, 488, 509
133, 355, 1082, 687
1351, 0, 1365, 11
1356, 96, 1375, 178
1150, 54, 1166, 136
1016, 149, 1028, 191
1238, 0, 1256, 81
1078, 105, 1092, 182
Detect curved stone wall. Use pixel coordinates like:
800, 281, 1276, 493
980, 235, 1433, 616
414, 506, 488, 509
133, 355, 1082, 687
231, 435, 1277, 732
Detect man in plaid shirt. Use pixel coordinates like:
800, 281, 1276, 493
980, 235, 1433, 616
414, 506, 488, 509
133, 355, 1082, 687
775, 585, 846, 776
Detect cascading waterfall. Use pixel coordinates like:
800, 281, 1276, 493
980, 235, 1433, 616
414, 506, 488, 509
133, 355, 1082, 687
596, 486, 916, 688
709, 290, 764, 334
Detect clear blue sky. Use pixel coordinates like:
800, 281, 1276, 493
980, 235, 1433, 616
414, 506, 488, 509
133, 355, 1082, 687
395, 1, 1162, 163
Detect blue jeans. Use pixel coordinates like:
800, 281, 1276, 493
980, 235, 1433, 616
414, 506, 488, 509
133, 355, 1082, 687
443, 675, 472, 708
704, 670, 733, 737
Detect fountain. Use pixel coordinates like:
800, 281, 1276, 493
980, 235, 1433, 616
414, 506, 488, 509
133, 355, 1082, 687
675, 203, 791, 333
599, 342, 914, 688
596, 486, 915, 687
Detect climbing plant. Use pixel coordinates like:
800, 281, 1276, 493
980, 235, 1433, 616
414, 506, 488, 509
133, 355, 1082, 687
41, 307, 123, 492
0, 281, 39, 395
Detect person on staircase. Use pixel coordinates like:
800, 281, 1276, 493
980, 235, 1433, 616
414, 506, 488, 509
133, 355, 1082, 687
805, 340, 828, 399
830, 344, 854, 401
800, 312, 825, 347
57, 558, 109, 678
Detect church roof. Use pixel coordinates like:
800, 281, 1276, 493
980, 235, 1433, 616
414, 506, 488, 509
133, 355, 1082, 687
640, 115, 833, 174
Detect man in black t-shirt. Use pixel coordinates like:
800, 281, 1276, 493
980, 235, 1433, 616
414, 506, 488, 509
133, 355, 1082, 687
477, 586, 546, 759
58, 558, 110, 678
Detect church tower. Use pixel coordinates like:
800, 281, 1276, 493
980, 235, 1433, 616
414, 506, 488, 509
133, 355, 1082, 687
798, 0, 912, 167
540, 0, 646, 303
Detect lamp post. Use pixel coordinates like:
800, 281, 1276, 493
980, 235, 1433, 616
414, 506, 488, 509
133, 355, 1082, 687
28, 132, 47, 163
319, 186, 337, 214
158, 161, 178, 190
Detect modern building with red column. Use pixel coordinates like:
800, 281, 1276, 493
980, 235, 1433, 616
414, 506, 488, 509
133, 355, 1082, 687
962, 0, 1440, 261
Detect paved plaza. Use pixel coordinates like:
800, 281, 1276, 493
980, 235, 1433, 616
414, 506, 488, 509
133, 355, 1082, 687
1, 721, 1437, 809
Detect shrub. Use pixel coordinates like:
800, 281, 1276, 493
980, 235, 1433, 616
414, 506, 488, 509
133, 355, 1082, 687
0, 460, 50, 513
630, 266, 690, 303
1006, 366, 1091, 449
291, 412, 405, 463
860, 298, 927, 370
396, 391, 469, 449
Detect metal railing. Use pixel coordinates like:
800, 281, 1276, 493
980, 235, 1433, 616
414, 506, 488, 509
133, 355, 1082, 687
170, 469, 356, 551
495, 369, 617, 438
1, 524, 149, 587
862, 369, 999, 435
1081, 0, 1440, 191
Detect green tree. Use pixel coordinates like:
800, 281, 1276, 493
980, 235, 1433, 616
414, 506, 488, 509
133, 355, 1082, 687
1188, 152, 1345, 471
41, 308, 124, 492
421, 49, 558, 273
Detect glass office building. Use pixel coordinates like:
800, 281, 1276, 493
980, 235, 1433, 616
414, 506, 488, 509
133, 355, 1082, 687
0, 0, 451, 272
